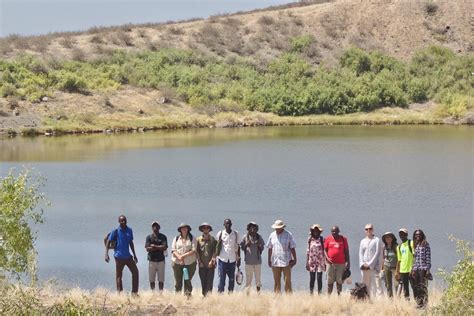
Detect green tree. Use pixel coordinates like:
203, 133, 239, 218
0, 169, 45, 281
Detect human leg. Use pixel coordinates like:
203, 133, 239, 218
114, 257, 126, 292
272, 267, 282, 293
217, 259, 226, 293
172, 262, 184, 293
309, 272, 316, 294
124, 257, 139, 294
283, 266, 292, 293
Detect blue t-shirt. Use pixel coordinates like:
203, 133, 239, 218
109, 226, 133, 259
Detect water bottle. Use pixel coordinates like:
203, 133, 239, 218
183, 267, 189, 280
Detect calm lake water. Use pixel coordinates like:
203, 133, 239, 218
0, 126, 472, 291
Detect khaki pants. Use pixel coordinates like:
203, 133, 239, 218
327, 263, 345, 285
272, 266, 292, 293
148, 261, 165, 283
245, 264, 262, 289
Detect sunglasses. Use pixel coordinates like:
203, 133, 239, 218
365, 228, 373, 231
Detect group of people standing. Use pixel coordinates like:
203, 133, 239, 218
104, 215, 431, 308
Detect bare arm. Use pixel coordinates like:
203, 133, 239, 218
130, 241, 138, 263
268, 248, 272, 268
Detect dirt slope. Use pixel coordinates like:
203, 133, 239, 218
1, 0, 471, 63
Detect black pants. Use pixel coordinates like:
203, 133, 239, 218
114, 257, 139, 293
309, 271, 323, 294
199, 266, 215, 296
413, 269, 428, 307
400, 272, 415, 299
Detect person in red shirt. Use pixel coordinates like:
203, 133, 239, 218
324, 226, 350, 295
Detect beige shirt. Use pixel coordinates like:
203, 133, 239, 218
171, 235, 197, 265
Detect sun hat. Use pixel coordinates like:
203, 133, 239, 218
271, 220, 286, 229
247, 222, 259, 231
399, 228, 408, 234
177, 223, 192, 232
310, 224, 323, 232
151, 221, 160, 228
199, 222, 213, 232
382, 232, 396, 242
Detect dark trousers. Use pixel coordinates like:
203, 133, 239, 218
217, 259, 236, 293
114, 256, 139, 293
413, 269, 428, 307
384, 268, 396, 297
172, 262, 196, 295
199, 266, 215, 296
309, 271, 323, 294
400, 272, 415, 299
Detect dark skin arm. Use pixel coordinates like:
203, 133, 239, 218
289, 248, 297, 267
344, 248, 350, 269
105, 240, 111, 263
146, 244, 168, 252
130, 241, 138, 263
268, 248, 272, 268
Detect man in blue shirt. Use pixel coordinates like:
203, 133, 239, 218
105, 215, 139, 294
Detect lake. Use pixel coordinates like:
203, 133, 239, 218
0, 125, 472, 291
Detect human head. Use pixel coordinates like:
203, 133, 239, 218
118, 215, 127, 229
178, 223, 191, 237
413, 229, 426, 245
398, 228, 408, 241
364, 223, 374, 237
382, 232, 397, 247
271, 220, 286, 234
223, 218, 232, 231
247, 222, 259, 235
199, 222, 213, 234
331, 226, 340, 238
152, 221, 160, 234
310, 224, 323, 237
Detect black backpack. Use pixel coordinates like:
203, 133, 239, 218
104, 229, 118, 250
350, 282, 369, 300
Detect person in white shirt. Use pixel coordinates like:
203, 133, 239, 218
359, 223, 383, 297
266, 220, 297, 293
216, 218, 241, 293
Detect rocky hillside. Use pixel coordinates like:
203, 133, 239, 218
0, 0, 471, 64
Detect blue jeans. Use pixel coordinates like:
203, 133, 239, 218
217, 259, 236, 293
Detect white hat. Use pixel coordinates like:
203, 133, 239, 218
271, 220, 286, 229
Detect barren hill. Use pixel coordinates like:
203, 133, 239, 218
1, 0, 472, 63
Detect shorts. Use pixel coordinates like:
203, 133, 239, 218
148, 261, 165, 283
327, 263, 345, 285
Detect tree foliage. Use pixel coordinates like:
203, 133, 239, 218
0, 169, 45, 280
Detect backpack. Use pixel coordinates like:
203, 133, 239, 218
350, 282, 369, 300
104, 229, 118, 250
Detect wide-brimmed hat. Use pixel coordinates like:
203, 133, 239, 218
399, 228, 408, 234
199, 222, 213, 232
247, 222, 259, 231
177, 223, 192, 232
382, 232, 396, 243
310, 224, 323, 232
151, 221, 160, 228
271, 220, 286, 229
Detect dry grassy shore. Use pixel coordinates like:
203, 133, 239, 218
3, 285, 444, 315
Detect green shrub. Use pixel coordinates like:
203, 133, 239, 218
290, 35, 313, 53
432, 237, 473, 315
0, 170, 45, 279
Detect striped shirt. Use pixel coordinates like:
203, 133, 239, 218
413, 242, 431, 271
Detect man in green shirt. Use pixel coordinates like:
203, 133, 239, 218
395, 228, 415, 299
196, 222, 217, 296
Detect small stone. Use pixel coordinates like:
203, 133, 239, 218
158, 96, 168, 104
138, 109, 144, 114
13, 109, 20, 116
42, 96, 49, 102
56, 115, 63, 120
161, 304, 177, 315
